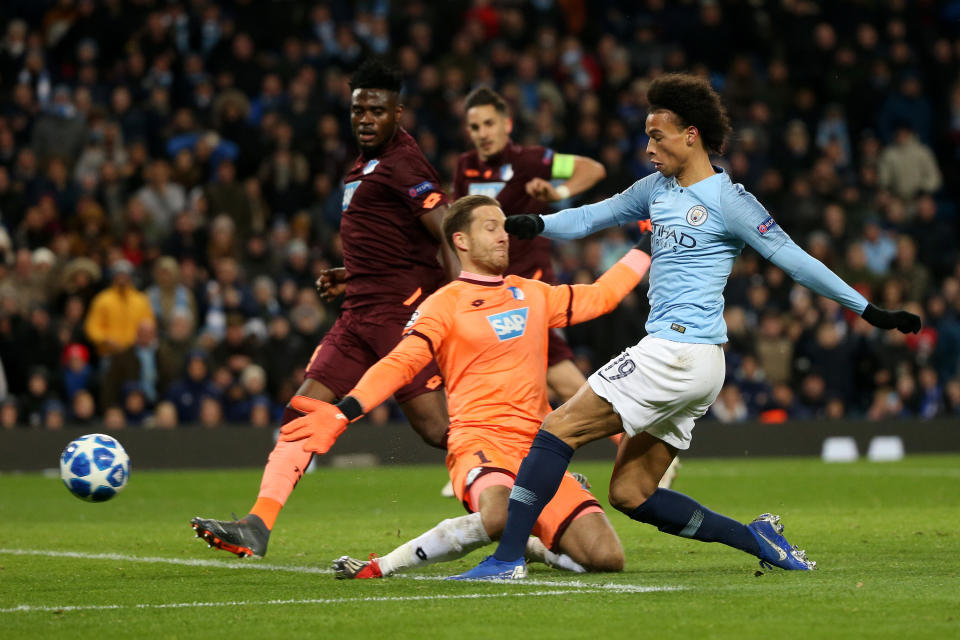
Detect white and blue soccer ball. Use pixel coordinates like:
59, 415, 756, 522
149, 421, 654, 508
59, 434, 130, 502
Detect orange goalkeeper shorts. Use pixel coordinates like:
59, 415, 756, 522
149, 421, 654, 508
446, 432, 602, 551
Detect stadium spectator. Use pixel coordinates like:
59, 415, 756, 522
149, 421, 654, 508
199, 394, 223, 428
103, 405, 125, 430
43, 399, 65, 430
154, 400, 179, 429
876, 122, 942, 202
157, 307, 196, 395
146, 256, 196, 333
22, 367, 54, 428
0, 398, 18, 429
70, 389, 97, 427
166, 351, 218, 424
100, 319, 160, 409
710, 384, 749, 423
61, 342, 94, 400
83, 259, 155, 358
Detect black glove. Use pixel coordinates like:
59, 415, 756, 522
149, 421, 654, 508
504, 214, 544, 239
861, 303, 921, 334
633, 232, 652, 255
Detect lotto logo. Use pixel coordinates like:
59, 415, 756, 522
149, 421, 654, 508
486, 308, 528, 341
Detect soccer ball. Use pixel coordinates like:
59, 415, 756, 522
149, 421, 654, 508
59, 434, 131, 502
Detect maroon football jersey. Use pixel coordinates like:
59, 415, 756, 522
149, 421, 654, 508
454, 142, 559, 282
340, 128, 448, 311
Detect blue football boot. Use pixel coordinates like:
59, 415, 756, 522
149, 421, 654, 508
448, 555, 528, 580
748, 513, 817, 570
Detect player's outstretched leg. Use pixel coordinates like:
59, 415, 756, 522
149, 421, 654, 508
335, 513, 491, 579
610, 434, 815, 570
190, 381, 337, 557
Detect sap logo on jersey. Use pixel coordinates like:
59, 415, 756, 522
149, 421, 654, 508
487, 308, 528, 340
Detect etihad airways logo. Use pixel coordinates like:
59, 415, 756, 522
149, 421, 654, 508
487, 308, 528, 341
652, 222, 698, 253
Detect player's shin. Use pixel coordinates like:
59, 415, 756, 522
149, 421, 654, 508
492, 430, 574, 562
627, 488, 761, 556
377, 513, 491, 576
250, 407, 314, 529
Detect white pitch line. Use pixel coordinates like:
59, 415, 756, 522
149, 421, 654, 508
0, 590, 602, 614
407, 574, 679, 593
0, 548, 682, 595
0, 548, 331, 575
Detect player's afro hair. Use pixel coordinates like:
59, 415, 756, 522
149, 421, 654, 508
647, 74, 731, 155
349, 58, 402, 94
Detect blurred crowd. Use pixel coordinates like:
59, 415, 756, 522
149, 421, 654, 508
1, 0, 959, 431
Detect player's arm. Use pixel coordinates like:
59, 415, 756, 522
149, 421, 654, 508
724, 189, 921, 334
421, 204, 461, 281
525, 153, 606, 203
545, 234, 652, 328
279, 296, 452, 453
506, 173, 657, 240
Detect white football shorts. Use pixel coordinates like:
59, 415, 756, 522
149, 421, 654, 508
587, 335, 725, 450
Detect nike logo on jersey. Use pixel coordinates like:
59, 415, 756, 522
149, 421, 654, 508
755, 530, 788, 561
487, 307, 528, 340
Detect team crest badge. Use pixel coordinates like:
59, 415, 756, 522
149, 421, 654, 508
500, 164, 514, 181
507, 286, 524, 300
686, 205, 708, 226
362, 159, 380, 175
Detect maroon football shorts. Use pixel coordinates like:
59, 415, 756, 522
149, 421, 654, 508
305, 307, 443, 404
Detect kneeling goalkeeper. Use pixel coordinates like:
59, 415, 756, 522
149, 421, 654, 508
284, 194, 652, 577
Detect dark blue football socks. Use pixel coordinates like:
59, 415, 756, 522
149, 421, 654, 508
629, 488, 761, 556
493, 430, 573, 561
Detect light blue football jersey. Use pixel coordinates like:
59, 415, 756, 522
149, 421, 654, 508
541, 167, 868, 344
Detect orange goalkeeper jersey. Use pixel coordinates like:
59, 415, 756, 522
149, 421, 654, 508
347, 250, 651, 447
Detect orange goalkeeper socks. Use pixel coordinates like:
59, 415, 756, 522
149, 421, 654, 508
249, 497, 282, 530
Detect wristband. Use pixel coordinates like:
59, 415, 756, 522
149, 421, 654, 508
555, 184, 571, 200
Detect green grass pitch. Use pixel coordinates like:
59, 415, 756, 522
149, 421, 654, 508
1, 455, 958, 639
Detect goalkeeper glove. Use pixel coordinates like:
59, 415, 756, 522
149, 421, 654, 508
861, 303, 921, 334
279, 395, 362, 454
504, 214, 544, 239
